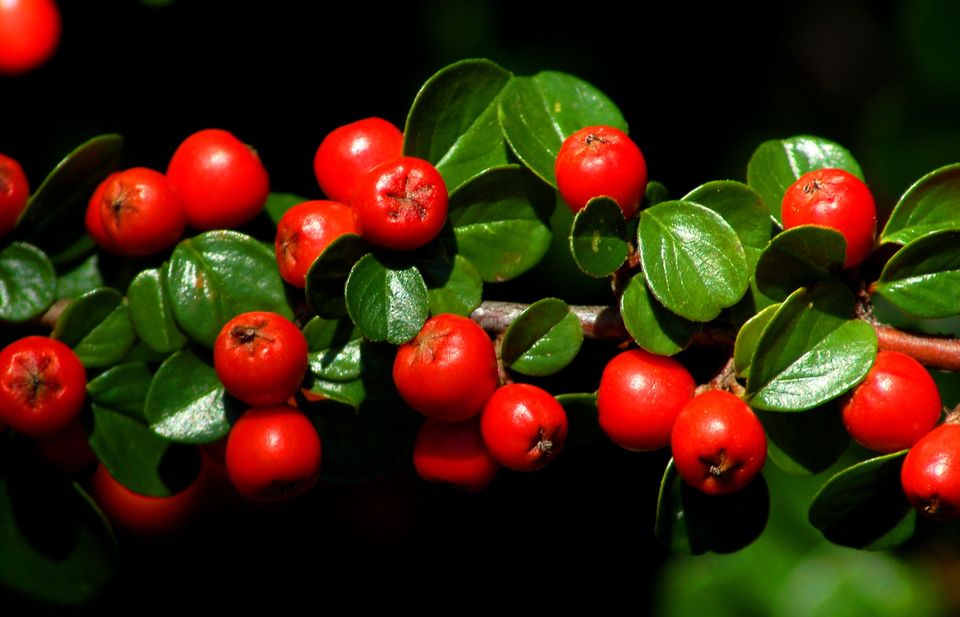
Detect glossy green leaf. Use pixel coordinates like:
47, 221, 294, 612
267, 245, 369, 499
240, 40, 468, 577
876, 230, 960, 318
809, 451, 915, 550
757, 404, 849, 475
303, 376, 366, 408
165, 230, 293, 347
0, 242, 55, 323
302, 315, 362, 350
56, 253, 104, 300
404, 58, 512, 193
555, 393, 602, 451
746, 284, 878, 411
638, 200, 749, 322
644, 180, 670, 208
881, 163, 960, 245
304, 234, 370, 318
345, 253, 429, 344
655, 459, 769, 555
569, 197, 628, 277
747, 135, 863, 224
86, 362, 152, 420
127, 268, 188, 353
500, 297, 583, 376
144, 349, 241, 444
498, 71, 626, 187
90, 404, 202, 497
733, 303, 779, 378
754, 225, 846, 301
418, 253, 483, 316
683, 180, 771, 270
264, 192, 307, 226
448, 165, 553, 282
309, 339, 363, 382
52, 288, 136, 368
620, 274, 698, 356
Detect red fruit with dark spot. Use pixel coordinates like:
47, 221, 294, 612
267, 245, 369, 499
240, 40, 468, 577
413, 417, 499, 491
480, 383, 568, 472
313, 117, 403, 204
0, 152, 30, 237
274, 199, 358, 288
98, 167, 186, 257
0, 0, 61, 76
901, 423, 960, 520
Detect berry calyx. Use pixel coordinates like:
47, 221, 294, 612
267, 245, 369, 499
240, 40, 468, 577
313, 117, 403, 204
274, 199, 358, 288
413, 417, 499, 491
0, 152, 29, 237
901, 423, 960, 520
480, 383, 568, 472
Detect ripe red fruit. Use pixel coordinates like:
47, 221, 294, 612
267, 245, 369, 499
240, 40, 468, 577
0, 0, 61, 76
225, 405, 322, 502
597, 348, 696, 451
554, 125, 647, 219
480, 383, 568, 472
352, 156, 448, 250
313, 117, 403, 204
275, 200, 359, 288
841, 350, 941, 453
901, 423, 960, 520
413, 417, 499, 491
393, 313, 499, 423
166, 128, 270, 230
97, 167, 186, 257
781, 168, 877, 269
0, 152, 30, 237
0, 336, 86, 437
671, 390, 766, 495
85, 172, 120, 252
213, 311, 308, 407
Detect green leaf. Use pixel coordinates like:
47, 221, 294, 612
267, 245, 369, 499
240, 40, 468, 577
127, 268, 188, 353
404, 58, 513, 193
876, 230, 960, 318
746, 284, 878, 411
638, 201, 749, 322
683, 180, 771, 271
754, 226, 846, 301
165, 230, 293, 347
344, 253, 429, 344
56, 252, 104, 300
569, 197, 628, 277
881, 163, 960, 245
655, 459, 769, 555
302, 315, 362, 350
0, 242, 56, 323
448, 166, 553, 282
733, 303, 779, 378
418, 253, 483, 316
303, 376, 366, 408
620, 274, 698, 356
808, 451, 915, 550
555, 393, 602, 451
86, 362, 153, 420
51, 288, 136, 368
498, 71, 627, 187
500, 297, 583, 376
264, 192, 307, 226
309, 339, 363, 382
144, 349, 241, 444
757, 404, 849, 475
89, 404, 202, 497
644, 180, 670, 208
304, 234, 370, 318
747, 135, 863, 224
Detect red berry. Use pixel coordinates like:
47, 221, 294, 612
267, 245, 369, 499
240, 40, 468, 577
901, 423, 960, 520
166, 128, 270, 230
842, 350, 941, 453
34, 419, 96, 473
352, 156, 448, 251
393, 313, 499, 423
597, 348, 695, 451
554, 125, 647, 219
0, 336, 86, 437
671, 390, 767, 495
480, 383, 568, 472
274, 200, 358, 288
225, 405, 322, 502
85, 172, 120, 252
413, 417, 499, 491
213, 311, 308, 407
313, 117, 403, 205
0, 0, 61, 76
781, 168, 877, 269
98, 167, 186, 257
0, 152, 30, 237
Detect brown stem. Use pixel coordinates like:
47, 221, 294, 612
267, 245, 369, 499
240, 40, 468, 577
874, 324, 960, 371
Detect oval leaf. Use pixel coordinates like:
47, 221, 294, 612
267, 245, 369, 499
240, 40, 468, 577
448, 165, 553, 282
746, 284, 878, 411
638, 200, 749, 322
302, 315, 362, 350
754, 225, 846, 301
165, 231, 293, 347
86, 362, 152, 420
881, 163, 960, 245
876, 229, 960, 318
498, 71, 627, 187
404, 58, 513, 193
264, 192, 308, 226
0, 242, 55, 323
620, 274, 698, 356
304, 234, 370, 318
56, 253, 104, 300
808, 451, 915, 550
127, 268, 188, 354
52, 288, 136, 368
418, 253, 483, 317
303, 376, 366, 408
747, 135, 863, 224
500, 297, 583, 376
345, 253, 429, 344
756, 404, 849, 475
683, 180, 771, 270
555, 393, 602, 451
733, 303, 780, 378
569, 197, 628, 277
144, 349, 241, 444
